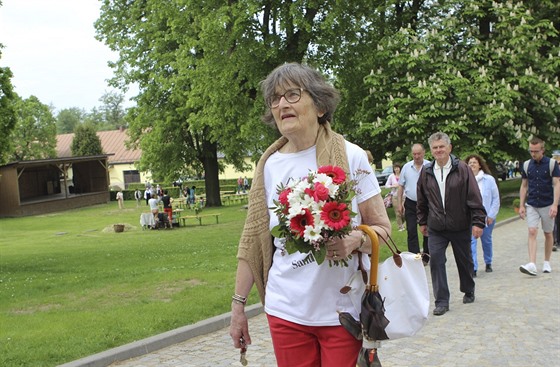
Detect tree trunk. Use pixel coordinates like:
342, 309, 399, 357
201, 140, 222, 207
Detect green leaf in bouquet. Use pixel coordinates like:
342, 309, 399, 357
285, 237, 307, 254
314, 245, 327, 265
283, 238, 298, 254
271, 225, 283, 238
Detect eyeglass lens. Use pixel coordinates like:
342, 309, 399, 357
269, 89, 302, 107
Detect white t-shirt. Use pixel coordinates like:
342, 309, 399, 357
148, 198, 159, 211
263, 141, 380, 326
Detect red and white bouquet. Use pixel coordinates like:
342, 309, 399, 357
271, 165, 365, 266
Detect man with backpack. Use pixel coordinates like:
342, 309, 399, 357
518, 138, 560, 275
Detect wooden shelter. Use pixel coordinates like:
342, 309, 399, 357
0, 155, 111, 217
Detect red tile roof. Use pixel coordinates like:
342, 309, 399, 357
56, 129, 141, 164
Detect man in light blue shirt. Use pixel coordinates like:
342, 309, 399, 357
397, 143, 430, 263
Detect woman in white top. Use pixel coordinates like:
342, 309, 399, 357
385, 163, 405, 231
229, 63, 391, 367
465, 154, 500, 276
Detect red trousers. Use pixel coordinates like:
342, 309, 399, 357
267, 314, 361, 367
164, 207, 173, 223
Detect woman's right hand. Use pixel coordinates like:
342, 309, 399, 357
229, 303, 251, 348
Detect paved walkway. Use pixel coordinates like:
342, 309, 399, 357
65, 218, 560, 366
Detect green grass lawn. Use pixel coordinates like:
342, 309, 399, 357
0, 203, 249, 366
0, 179, 520, 366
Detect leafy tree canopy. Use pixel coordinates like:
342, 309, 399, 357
9, 96, 57, 161
339, 0, 560, 166
71, 123, 103, 157
0, 66, 17, 164
56, 107, 86, 134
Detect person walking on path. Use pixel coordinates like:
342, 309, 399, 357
385, 162, 405, 231
228, 63, 391, 367
417, 132, 486, 316
397, 143, 430, 263
518, 137, 560, 275
465, 154, 500, 276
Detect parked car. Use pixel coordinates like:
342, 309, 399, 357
375, 167, 394, 186
494, 162, 508, 181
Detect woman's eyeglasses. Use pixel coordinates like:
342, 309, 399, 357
267, 88, 303, 108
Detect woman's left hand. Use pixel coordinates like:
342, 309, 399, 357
326, 230, 362, 260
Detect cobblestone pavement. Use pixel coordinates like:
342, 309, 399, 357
108, 218, 559, 367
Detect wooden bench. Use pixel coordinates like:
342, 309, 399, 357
180, 213, 221, 226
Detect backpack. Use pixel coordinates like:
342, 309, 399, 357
523, 158, 556, 177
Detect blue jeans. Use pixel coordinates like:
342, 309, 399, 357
471, 221, 495, 271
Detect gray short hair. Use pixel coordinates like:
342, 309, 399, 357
260, 63, 340, 127
428, 132, 451, 146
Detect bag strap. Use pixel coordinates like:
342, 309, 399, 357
524, 158, 555, 177
374, 226, 404, 268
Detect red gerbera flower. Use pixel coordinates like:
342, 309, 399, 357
320, 201, 350, 230
290, 208, 314, 237
318, 165, 346, 184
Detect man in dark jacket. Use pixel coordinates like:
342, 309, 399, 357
417, 132, 486, 316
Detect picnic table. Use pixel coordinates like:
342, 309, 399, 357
180, 213, 222, 226
221, 194, 248, 205
173, 197, 186, 209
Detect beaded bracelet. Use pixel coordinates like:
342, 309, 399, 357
232, 294, 247, 305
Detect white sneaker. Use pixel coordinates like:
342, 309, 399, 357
543, 261, 552, 273
519, 262, 537, 276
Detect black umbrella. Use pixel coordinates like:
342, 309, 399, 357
338, 225, 389, 366
357, 225, 389, 367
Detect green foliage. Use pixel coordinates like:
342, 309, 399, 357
56, 107, 85, 134
9, 96, 57, 161
97, 91, 127, 131
0, 66, 17, 164
94, 0, 373, 206
346, 0, 560, 165
71, 124, 103, 156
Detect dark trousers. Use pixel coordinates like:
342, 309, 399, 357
428, 229, 475, 307
404, 198, 429, 254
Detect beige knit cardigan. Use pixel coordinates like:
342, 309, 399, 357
237, 122, 349, 304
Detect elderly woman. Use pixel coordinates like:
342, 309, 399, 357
465, 154, 500, 276
229, 63, 391, 367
